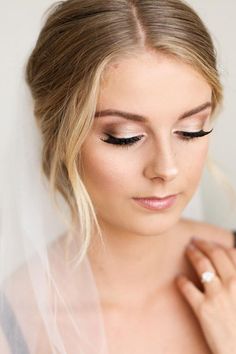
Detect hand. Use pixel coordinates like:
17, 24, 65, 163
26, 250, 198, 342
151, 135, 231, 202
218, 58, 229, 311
176, 238, 236, 354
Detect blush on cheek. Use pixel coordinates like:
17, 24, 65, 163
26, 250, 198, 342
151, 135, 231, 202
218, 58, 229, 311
80, 150, 127, 198
185, 143, 209, 192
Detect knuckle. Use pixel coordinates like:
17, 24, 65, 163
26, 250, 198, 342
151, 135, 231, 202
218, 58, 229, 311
209, 247, 222, 259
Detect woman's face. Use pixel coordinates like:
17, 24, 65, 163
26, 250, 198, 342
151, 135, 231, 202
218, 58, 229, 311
80, 51, 213, 237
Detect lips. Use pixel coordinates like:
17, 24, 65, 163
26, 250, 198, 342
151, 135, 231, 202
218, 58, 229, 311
132, 194, 178, 211
136, 195, 176, 200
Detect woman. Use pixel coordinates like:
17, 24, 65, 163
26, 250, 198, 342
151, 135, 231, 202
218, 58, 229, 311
1, 0, 236, 353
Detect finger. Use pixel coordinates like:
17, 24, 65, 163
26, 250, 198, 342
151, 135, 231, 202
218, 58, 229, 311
185, 243, 221, 295
176, 274, 204, 314
227, 248, 236, 268
192, 238, 236, 282
214, 242, 236, 270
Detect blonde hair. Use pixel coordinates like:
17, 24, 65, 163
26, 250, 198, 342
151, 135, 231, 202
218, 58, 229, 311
25, 0, 223, 265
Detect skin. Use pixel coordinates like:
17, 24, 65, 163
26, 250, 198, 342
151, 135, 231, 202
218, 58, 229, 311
80, 50, 213, 300
79, 51, 236, 353
177, 238, 236, 354
81, 51, 213, 241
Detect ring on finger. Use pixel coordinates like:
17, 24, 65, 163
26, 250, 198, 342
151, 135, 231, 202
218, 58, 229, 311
200, 271, 215, 284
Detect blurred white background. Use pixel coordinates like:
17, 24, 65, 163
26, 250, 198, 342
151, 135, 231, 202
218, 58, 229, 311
185, 1, 236, 229
1, 0, 236, 233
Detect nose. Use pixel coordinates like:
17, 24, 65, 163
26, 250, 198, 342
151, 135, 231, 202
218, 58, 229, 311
143, 136, 179, 182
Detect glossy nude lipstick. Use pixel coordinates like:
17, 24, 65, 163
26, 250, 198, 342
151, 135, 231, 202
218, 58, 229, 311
132, 195, 178, 211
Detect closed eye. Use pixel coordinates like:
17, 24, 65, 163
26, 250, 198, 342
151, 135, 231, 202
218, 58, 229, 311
100, 128, 213, 148
101, 134, 144, 148
176, 128, 214, 140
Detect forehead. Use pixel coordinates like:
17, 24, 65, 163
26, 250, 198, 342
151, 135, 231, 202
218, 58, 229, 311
97, 52, 212, 120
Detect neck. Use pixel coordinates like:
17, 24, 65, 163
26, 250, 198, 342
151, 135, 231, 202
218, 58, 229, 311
87, 218, 192, 309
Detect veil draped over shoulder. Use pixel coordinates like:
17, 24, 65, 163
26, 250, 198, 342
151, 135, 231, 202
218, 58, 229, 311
0, 79, 109, 354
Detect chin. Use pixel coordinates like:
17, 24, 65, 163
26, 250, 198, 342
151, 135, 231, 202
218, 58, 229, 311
124, 212, 181, 237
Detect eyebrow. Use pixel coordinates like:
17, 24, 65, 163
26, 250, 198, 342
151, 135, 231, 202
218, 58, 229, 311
94, 101, 212, 123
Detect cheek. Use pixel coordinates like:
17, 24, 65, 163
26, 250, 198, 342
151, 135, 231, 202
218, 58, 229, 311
80, 147, 133, 197
183, 140, 209, 186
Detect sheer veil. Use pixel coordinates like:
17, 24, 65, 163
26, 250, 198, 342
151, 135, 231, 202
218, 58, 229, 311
0, 76, 109, 353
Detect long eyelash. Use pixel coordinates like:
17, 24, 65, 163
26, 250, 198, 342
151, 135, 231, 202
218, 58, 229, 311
177, 128, 214, 141
101, 128, 213, 148
101, 134, 144, 148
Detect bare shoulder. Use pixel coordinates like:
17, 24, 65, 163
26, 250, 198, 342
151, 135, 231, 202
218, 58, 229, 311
180, 217, 235, 248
